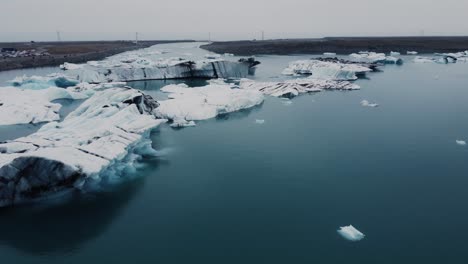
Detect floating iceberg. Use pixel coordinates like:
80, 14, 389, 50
255, 119, 265, 124
0, 87, 63, 126
456, 140, 466, 146
361, 100, 379, 107
0, 82, 128, 126
413, 56, 455, 64
282, 59, 373, 80
337, 225, 365, 242
240, 78, 360, 98
154, 83, 264, 125
407, 51, 418, 55
0, 86, 165, 207
9, 74, 80, 89
323, 52, 337, 56
350, 52, 403, 64
390, 51, 401, 56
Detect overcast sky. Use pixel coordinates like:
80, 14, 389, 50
2, 0, 468, 42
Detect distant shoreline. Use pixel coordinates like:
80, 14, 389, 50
0, 40, 194, 72
201, 36, 468, 56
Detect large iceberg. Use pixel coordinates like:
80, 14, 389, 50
239, 78, 360, 98
154, 83, 264, 126
0, 82, 127, 126
0, 86, 165, 207
282, 59, 373, 80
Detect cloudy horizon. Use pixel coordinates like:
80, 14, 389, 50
2, 0, 468, 42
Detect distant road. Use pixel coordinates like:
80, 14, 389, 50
0, 40, 194, 72
201, 37, 468, 55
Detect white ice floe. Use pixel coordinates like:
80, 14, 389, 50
390, 51, 401, 56
282, 59, 373, 80
240, 78, 360, 98
9, 74, 80, 89
323, 52, 337, 56
413, 56, 455, 64
407, 51, 418, 55
456, 140, 466, 146
170, 118, 197, 128
360, 100, 379, 107
0, 82, 128, 126
60, 62, 84, 70
255, 119, 265, 124
154, 83, 264, 125
350, 52, 403, 64
337, 225, 365, 242
0, 86, 165, 207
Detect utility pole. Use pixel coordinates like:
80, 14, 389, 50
135, 32, 139, 44
261, 30, 264, 41
56, 31, 62, 42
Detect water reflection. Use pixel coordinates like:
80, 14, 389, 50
0, 179, 144, 256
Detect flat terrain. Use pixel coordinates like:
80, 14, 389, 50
201, 37, 468, 55
0, 40, 193, 71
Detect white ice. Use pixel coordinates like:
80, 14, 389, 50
255, 119, 265, 124
282, 59, 372, 80
361, 100, 379, 107
456, 140, 466, 146
155, 83, 264, 125
0, 85, 166, 206
240, 78, 360, 98
337, 225, 365, 242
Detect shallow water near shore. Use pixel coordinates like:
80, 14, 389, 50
1, 45, 468, 263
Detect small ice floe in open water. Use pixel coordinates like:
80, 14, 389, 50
255, 119, 265, 124
407, 51, 418, 55
360, 100, 379, 107
281, 98, 293, 106
337, 225, 365, 242
456, 140, 466, 146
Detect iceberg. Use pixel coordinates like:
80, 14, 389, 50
323, 52, 337, 56
154, 83, 264, 125
240, 78, 360, 98
0, 82, 128, 126
282, 59, 373, 80
350, 52, 403, 64
9, 74, 80, 89
337, 225, 365, 242
390, 51, 401, 56
407, 51, 418, 55
255, 119, 265, 124
0, 86, 165, 207
361, 100, 379, 107
456, 140, 466, 146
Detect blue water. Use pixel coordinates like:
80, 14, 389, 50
1, 49, 468, 263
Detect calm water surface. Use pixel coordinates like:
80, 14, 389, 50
1, 46, 468, 263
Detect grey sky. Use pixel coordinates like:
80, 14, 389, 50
1, 0, 468, 41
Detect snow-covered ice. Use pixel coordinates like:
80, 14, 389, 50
240, 78, 360, 98
323, 52, 337, 56
390, 51, 401, 56
350, 52, 403, 64
337, 225, 365, 242
9, 74, 80, 90
456, 140, 466, 146
407, 51, 418, 55
361, 100, 379, 107
154, 83, 264, 125
0, 86, 166, 207
282, 59, 373, 80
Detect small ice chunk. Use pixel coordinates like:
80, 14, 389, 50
170, 119, 197, 128
323, 52, 337, 56
390, 51, 401, 56
255, 119, 265, 124
361, 100, 379, 107
456, 140, 466, 146
407, 51, 418, 55
337, 225, 365, 242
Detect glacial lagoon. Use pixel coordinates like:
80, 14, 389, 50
1, 43, 468, 263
